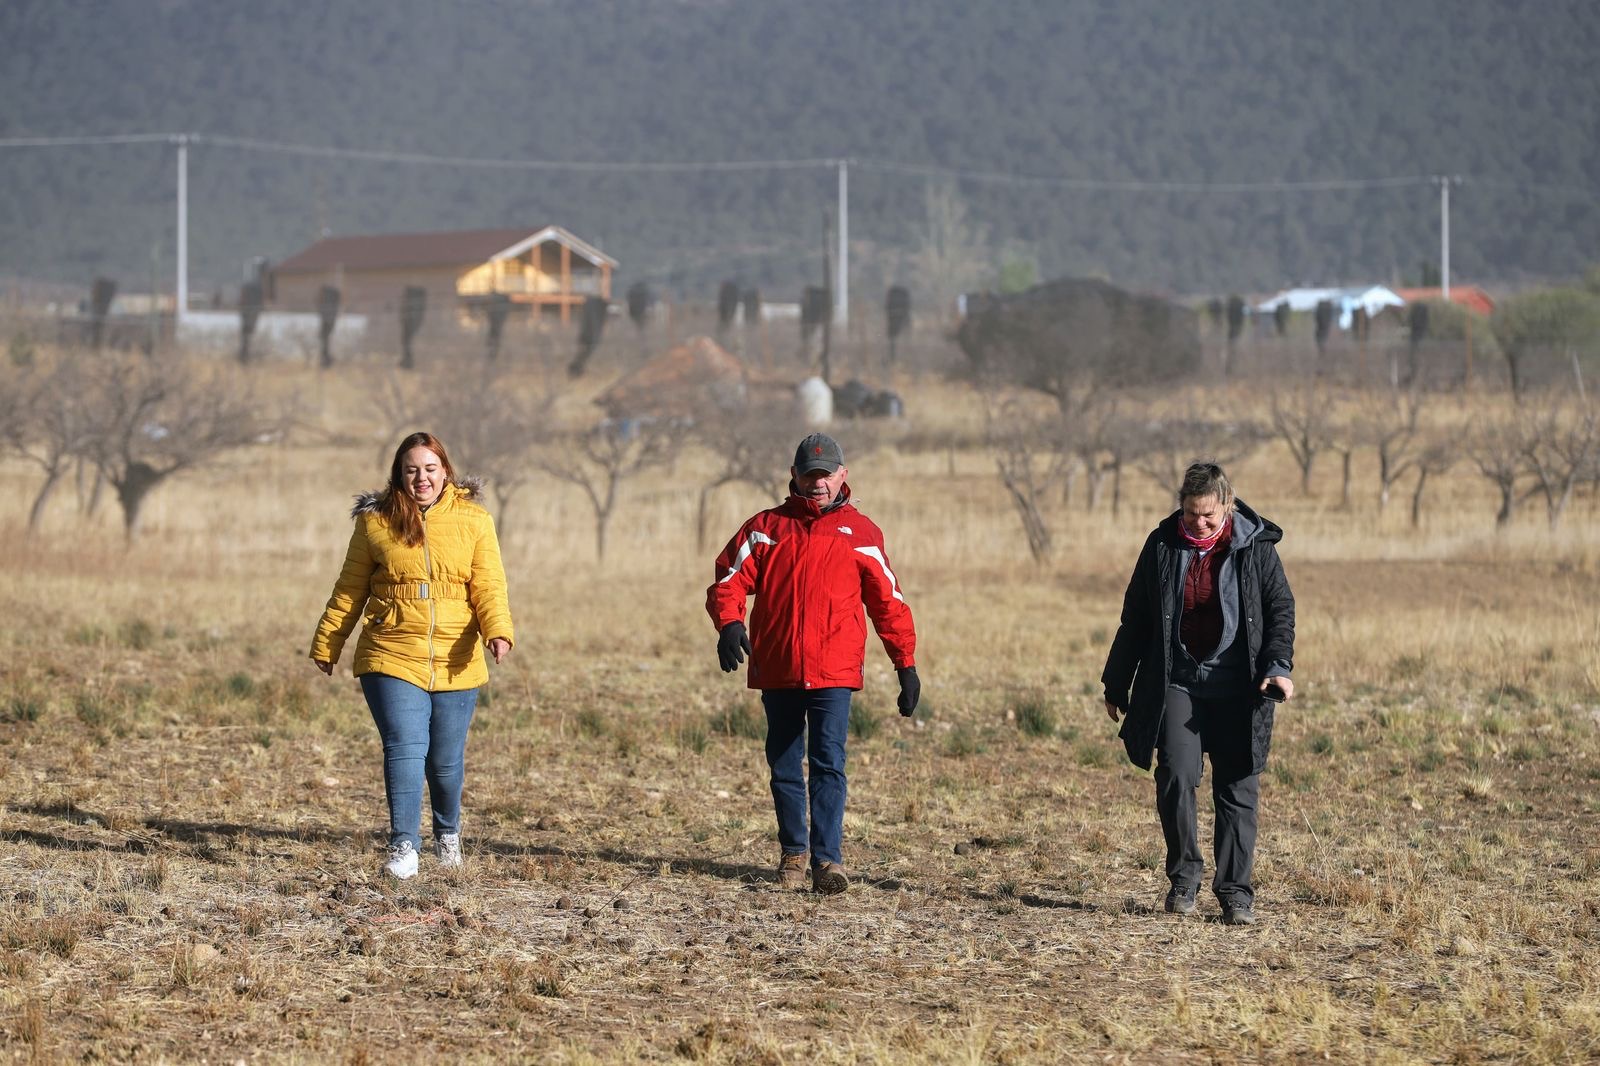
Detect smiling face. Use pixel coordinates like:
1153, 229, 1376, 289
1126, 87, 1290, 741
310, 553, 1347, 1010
1181, 493, 1228, 539
401, 446, 446, 507
792, 464, 848, 506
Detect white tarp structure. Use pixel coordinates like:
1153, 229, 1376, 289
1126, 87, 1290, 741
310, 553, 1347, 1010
1255, 286, 1405, 330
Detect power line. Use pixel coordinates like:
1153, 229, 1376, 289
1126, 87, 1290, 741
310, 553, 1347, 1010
202, 133, 836, 173
4, 131, 1597, 199
854, 159, 1440, 193
0, 131, 1478, 191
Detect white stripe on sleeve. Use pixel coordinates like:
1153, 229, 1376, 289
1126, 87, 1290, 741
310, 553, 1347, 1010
717, 530, 777, 584
854, 545, 906, 603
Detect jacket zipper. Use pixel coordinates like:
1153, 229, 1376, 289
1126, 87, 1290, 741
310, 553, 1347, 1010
422, 509, 437, 689
800, 510, 813, 688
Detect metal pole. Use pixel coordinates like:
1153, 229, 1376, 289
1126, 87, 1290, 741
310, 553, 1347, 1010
835, 158, 848, 327
176, 133, 189, 324
1439, 176, 1450, 301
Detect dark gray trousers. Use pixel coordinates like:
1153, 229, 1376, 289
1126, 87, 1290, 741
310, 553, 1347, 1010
1155, 686, 1259, 906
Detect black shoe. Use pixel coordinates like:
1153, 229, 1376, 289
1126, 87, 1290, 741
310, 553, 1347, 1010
1164, 885, 1198, 915
1221, 902, 1257, 926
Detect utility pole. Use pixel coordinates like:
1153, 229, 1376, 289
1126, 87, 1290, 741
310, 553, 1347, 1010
1438, 175, 1459, 301
175, 133, 190, 325
835, 158, 848, 327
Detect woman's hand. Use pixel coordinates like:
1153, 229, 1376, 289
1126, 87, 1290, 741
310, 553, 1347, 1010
313, 660, 334, 676
1104, 699, 1122, 722
486, 637, 511, 665
1261, 676, 1294, 701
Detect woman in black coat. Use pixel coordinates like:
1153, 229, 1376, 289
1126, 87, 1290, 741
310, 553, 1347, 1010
1101, 461, 1295, 925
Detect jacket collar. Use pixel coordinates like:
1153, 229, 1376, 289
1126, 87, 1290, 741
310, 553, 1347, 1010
351, 475, 485, 518
781, 481, 853, 520
1158, 498, 1281, 549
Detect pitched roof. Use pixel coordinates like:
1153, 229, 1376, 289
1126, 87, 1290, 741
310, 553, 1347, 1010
1394, 286, 1495, 317
274, 225, 617, 274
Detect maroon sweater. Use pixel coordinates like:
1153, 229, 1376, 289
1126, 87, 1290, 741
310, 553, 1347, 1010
1179, 543, 1228, 660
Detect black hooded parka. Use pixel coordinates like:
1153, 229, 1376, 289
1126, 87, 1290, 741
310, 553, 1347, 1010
1100, 500, 1296, 775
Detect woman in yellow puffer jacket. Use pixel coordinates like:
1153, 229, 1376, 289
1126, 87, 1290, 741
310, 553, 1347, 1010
311, 431, 514, 880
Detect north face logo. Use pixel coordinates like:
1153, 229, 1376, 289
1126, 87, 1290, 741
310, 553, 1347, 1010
837, 526, 853, 535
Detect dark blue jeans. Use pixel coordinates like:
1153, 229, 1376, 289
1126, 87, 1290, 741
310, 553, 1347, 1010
762, 688, 851, 867
360, 674, 479, 852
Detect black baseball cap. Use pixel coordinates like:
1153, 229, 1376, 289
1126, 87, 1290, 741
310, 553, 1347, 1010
794, 433, 844, 474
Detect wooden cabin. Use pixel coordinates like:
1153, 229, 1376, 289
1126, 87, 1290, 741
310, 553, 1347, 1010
269, 226, 616, 324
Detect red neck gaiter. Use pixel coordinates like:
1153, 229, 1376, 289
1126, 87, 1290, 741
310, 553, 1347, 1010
1179, 516, 1231, 553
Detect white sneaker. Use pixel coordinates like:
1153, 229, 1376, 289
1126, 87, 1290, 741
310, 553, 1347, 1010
434, 833, 463, 869
384, 840, 418, 880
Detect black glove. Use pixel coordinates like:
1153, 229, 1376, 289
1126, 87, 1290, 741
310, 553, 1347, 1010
717, 622, 752, 672
896, 665, 921, 716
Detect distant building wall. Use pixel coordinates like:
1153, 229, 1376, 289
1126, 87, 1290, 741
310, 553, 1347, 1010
177, 310, 369, 359
272, 266, 465, 316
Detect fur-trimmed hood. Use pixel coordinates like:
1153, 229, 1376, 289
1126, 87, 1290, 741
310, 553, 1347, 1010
350, 475, 486, 518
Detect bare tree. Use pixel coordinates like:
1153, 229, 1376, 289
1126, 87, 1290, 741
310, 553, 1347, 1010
1408, 432, 1456, 528
987, 398, 1064, 564
79, 356, 272, 541
377, 367, 551, 531
1061, 391, 1148, 515
1466, 403, 1528, 528
1268, 382, 1332, 494
8, 358, 98, 534
1356, 389, 1424, 513
1133, 415, 1264, 497
908, 183, 991, 316
1520, 394, 1599, 529
692, 405, 796, 551
535, 419, 682, 560
1324, 414, 1360, 510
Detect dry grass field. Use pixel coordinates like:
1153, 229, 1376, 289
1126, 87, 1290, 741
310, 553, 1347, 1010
2, 341, 1599, 1064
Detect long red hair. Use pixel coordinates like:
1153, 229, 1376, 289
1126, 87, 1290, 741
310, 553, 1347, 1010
382, 432, 457, 546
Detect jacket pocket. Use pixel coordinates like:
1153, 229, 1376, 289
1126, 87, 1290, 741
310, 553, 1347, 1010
363, 597, 397, 630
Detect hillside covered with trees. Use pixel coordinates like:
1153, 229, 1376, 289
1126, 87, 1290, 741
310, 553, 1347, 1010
1, 0, 1596, 304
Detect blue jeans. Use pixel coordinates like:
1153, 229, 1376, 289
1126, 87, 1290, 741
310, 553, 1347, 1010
762, 688, 851, 867
360, 674, 479, 852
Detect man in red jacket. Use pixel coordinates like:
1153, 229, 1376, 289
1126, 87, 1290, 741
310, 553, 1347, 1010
707, 433, 919, 894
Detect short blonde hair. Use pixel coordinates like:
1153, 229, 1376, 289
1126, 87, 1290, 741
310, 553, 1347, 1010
1178, 460, 1235, 510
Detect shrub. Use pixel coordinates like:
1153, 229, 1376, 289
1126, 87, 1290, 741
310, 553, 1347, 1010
1013, 698, 1057, 739
709, 700, 765, 741
850, 704, 882, 741
945, 723, 984, 758
3, 696, 44, 724
677, 721, 710, 755
120, 619, 156, 650
74, 693, 111, 728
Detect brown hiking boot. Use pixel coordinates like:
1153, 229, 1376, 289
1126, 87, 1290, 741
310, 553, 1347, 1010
777, 852, 809, 890
812, 861, 850, 895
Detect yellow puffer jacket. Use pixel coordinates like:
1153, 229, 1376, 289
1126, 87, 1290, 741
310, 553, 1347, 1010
310, 478, 514, 691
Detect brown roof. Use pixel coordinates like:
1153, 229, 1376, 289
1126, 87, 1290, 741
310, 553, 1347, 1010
273, 228, 540, 274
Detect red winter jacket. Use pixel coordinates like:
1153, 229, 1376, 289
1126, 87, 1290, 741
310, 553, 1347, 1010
706, 485, 916, 691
